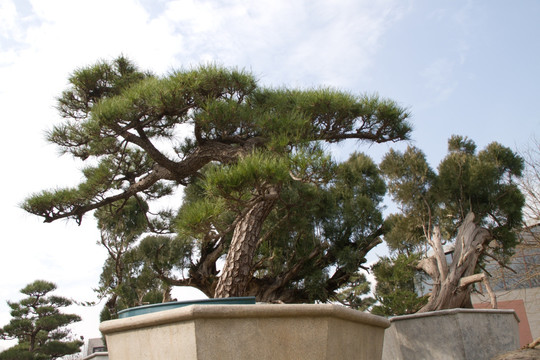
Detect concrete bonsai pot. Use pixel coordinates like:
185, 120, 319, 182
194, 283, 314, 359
382, 308, 520, 360
100, 303, 390, 360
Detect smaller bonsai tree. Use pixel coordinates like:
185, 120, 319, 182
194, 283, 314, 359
0, 280, 82, 360
375, 136, 524, 314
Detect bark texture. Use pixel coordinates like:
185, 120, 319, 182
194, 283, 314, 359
214, 187, 279, 298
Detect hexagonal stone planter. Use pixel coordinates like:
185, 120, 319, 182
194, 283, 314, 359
100, 303, 390, 360
382, 308, 520, 360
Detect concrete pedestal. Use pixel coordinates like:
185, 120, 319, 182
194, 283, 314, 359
100, 304, 390, 360
382, 308, 520, 360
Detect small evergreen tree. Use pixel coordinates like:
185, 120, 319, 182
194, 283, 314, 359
0, 280, 82, 360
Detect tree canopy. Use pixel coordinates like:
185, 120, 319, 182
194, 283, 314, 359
381, 135, 523, 255
23, 56, 411, 302
0, 280, 82, 360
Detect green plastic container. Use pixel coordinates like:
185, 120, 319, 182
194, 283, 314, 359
117, 297, 256, 319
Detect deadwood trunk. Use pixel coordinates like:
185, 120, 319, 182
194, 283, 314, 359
417, 212, 492, 312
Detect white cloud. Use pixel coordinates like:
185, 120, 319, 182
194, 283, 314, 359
153, 0, 405, 87
1, 0, 403, 92
0, 0, 18, 38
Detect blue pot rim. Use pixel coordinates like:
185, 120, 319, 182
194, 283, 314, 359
117, 296, 256, 318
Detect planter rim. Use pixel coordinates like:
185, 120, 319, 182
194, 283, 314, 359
388, 308, 520, 323
100, 303, 390, 334
117, 296, 256, 318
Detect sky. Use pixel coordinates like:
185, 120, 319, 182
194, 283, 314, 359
1, 0, 539, 350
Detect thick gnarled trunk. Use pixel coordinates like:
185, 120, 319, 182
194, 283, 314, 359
214, 188, 278, 298
417, 212, 493, 313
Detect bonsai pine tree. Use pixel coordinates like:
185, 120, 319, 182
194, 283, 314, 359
23, 56, 411, 302
0, 280, 82, 360
375, 136, 524, 313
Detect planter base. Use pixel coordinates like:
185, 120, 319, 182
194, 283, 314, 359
382, 308, 520, 360
100, 304, 390, 360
